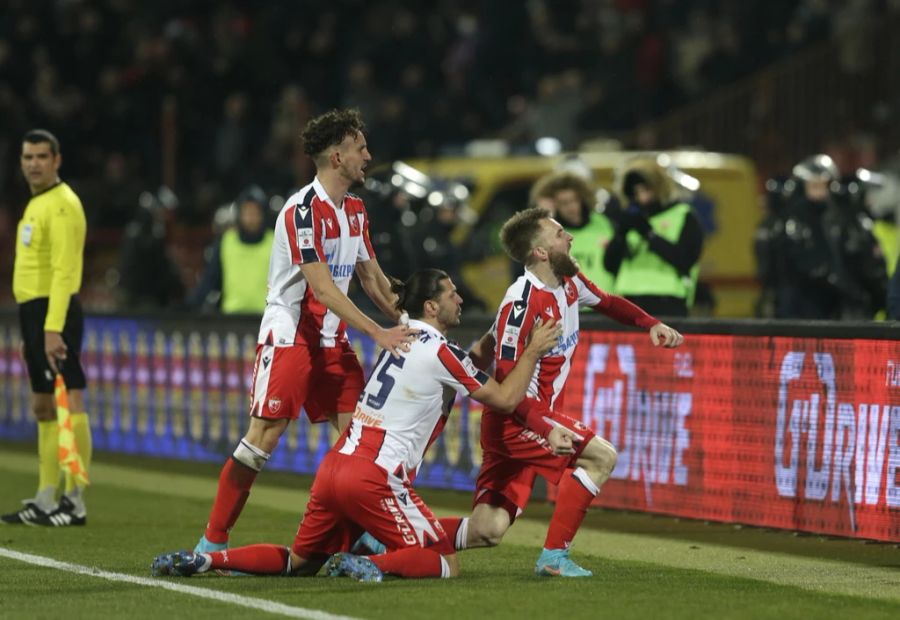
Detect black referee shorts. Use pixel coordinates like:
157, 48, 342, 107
18, 296, 87, 394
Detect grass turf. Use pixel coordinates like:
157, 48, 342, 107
1, 441, 898, 620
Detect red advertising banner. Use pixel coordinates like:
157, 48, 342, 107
559, 332, 900, 542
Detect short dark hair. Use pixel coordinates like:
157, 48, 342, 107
500, 207, 551, 265
23, 129, 60, 155
301, 108, 366, 162
390, 269, 450, 319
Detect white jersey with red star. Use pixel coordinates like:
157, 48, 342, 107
257, 177, 375, 348
491, 269, 605, 412
338, 319, 489, 480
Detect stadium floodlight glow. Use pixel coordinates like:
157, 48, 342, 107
427, 191, 444, 207
535, 137, 562, 156
452, 184, 469, 200
656, 153, 672, 167
403, 180, 428, 199
393, 161, 430, 185
668, 167, 701, 192
391, 174, 404, 187
856, 167, 886, 187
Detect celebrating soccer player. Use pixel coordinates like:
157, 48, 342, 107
194, 109, 414, 558
153, 269, 574, 580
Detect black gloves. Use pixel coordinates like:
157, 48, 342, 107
620, 205, 652, 236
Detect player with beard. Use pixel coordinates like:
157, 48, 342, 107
151, 269, 574, 581
432, 207, 683, 577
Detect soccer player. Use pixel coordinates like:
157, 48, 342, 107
195, 109, 414, 555
1, 130, 91, 527
152, 269, 575, 581
436, 207, 683, 577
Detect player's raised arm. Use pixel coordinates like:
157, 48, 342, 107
573, 271, 684, 348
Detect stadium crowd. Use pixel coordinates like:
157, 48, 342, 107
0, 0, 878, 227
0, 0, 897, 319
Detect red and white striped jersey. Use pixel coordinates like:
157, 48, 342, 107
338, 319, 489, 479
492, 269, 608, 411
257, 177, 375, 348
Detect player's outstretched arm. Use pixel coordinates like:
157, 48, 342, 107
301, 262, 415, 356
469, 318, 561, 412
355, 258, 401, 322
649, 322, 684, 348
595, 290, 684, 348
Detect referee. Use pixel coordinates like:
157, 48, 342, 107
1, 130, 91, 527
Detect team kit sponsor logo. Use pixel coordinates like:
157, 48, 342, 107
564, 332, 899, 542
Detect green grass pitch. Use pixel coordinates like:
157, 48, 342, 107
1, 441, 898, 620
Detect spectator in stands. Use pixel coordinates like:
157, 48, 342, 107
604, 157, 703, 317
186, 185, 273, 315
411, 180, 487, 312
831, 171, 888, 318
0, 0, 860, 235
118, 190, 185, 310
754, 178, 790, 318
530, 169, 617, 293
776, 155, 885, 319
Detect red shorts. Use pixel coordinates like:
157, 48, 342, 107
292, 450, 453, 559
249, 340, 364, 423
475, 409, 596, 513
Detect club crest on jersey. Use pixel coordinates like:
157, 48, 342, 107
268, 397, 282, 413
511, 302, 526, 320
564, 280, 576, 298
349, 215, 360, 235
299, 228, 314, 248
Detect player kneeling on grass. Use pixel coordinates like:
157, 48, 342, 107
356, 208, 684, 577
151, 269, 576, 581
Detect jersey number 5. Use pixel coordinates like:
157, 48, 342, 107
365, 352, 406, 410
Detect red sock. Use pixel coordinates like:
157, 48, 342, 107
204, 458, 258, 543
438, 517, 468, 550
368, 547, 445, 578
544, 468, 598, 550
208, 544, 289, 574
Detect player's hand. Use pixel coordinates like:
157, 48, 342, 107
649, 322, 683, 348
548, 425, 579, 456
524, 318, 563, 356
376, 324, 419, 358
45, 330, 67, 374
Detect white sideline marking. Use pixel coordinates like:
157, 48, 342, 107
0, 547, 362, 620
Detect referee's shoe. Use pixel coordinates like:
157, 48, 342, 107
1, 500, 50, 525
27, 496, 86, 527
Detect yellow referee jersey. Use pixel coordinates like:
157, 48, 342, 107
13, 182, 86, 331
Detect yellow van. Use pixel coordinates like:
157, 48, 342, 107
395, 151, 761, 317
